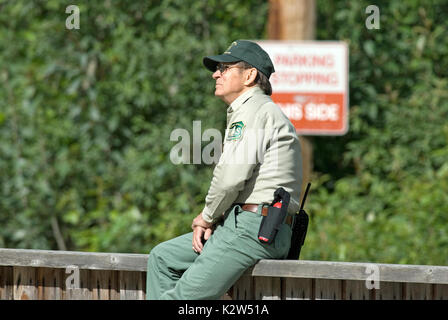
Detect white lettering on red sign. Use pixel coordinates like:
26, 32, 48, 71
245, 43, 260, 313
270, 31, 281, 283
279, 103, 339, 121
305, 103, 339, 121
256, 41, 348, 135
279, 103, 303, 120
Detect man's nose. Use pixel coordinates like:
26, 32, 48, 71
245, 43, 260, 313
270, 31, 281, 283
212, 70, 220, 79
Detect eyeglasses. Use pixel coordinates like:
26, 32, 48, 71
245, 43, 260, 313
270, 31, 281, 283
216, 63, 242, 74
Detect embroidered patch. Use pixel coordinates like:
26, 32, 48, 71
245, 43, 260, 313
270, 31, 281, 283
226, 121, 245, 141
224, 41, 237, 54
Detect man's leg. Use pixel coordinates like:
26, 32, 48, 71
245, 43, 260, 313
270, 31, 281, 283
159, 205, 291, 300
146, 232, 198, 300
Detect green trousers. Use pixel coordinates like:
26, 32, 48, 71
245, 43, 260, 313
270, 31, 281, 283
146, 204, 292, 300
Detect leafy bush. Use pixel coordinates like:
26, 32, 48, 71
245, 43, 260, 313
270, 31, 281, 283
305, 0, 448, 265
0, 0, 268, 252
0, 0, 446, 265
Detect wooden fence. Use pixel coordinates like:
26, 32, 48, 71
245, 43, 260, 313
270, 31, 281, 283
1, 248, 447, 300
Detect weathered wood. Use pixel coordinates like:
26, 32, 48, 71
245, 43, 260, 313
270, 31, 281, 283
373, 281, 403, 300
254, 276, 281, 300
251, 260, 448, 284
2, 249, 448, 285
232, 274, 254, 300
13, 266, 37, 300
90, 270, 120, 300
344, 280, 372, 300
283, 277, 313, 300
314, 279, 342, 300
62, 268, 92, 300
404, 283, 433, 300
0, 266, 13, 300
434, 284, 448, 299
37, 267, 63, 300
0, 248, 148, 272
119, 271, 145, 300
2, 249, 448, 300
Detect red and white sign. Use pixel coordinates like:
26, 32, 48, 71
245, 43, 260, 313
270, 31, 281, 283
257, 41, 349, 135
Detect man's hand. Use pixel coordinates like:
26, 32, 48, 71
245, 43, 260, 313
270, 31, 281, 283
191, 213, 213, 254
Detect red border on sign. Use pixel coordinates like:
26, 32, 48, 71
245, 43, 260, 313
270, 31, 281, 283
255, 40, 350, 136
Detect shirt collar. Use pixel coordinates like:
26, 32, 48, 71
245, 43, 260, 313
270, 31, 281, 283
227, 86, 264, 114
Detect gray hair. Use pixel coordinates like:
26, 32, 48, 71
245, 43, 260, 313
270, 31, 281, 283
237, 61, 273, 96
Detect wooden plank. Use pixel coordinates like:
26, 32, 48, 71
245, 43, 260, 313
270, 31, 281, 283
231, 274, 254, 300
315, 279, 341, 300
90, 270, 120, 300
434, 284, 448, 299
63, 269, 92, 300
13, 266, 37, 300
405, 283, 433, 300
119, 271, 145, 300
2, 249, 448, 286
220, 291, 233, 300
62, 266, 80, 300
2, 248, 448, 302
0, 266, 13, 300
254, 277, 281, 300
283, 277, 313, 300
0, 248, 148, 272
251, 260, 448, 284
344, 280, 372, 300
37, 267, 63, 300
79, 269, 93, 299
373, 281, 403, 300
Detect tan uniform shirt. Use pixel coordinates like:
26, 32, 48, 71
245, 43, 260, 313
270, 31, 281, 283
202, 86, 303, 223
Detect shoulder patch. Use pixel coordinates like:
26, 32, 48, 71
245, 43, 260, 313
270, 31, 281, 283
226, 121, 245, 141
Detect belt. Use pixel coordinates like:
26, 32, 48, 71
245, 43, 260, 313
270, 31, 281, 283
240, 203, 293, 226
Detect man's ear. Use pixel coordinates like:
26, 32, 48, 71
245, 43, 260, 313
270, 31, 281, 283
244, 68, 258, 86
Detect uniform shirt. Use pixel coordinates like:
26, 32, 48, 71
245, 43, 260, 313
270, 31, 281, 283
202, 86, 303, 224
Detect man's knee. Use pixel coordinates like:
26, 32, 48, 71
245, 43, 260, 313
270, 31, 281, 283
148, 241, 169, 262
148, 235, 187, 267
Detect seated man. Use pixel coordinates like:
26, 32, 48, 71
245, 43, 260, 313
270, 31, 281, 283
146, 40, 302, 300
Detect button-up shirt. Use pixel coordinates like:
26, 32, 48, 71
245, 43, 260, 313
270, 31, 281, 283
202, 86, 303, 223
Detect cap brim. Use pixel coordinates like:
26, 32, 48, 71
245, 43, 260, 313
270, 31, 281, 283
203, 54, 241, 72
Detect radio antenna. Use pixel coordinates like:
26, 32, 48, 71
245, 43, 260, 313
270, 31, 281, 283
299, 182, 311, 211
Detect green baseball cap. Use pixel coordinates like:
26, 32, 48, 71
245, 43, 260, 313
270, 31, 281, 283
203, 40, 275, 79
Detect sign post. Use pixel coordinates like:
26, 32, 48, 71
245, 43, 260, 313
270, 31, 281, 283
266, 0, 348, 197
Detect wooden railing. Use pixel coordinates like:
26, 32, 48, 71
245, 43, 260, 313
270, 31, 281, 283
0, 248, 447, 300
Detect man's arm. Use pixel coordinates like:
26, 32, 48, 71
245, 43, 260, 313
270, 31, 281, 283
201, 113, 270, 224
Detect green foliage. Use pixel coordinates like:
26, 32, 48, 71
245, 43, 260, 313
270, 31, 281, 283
304, 0, 448, 265
0, 0, 268, 252
0, 0, 447, 265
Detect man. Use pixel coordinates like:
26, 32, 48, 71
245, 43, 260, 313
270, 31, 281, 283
146, 40, 302, 300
